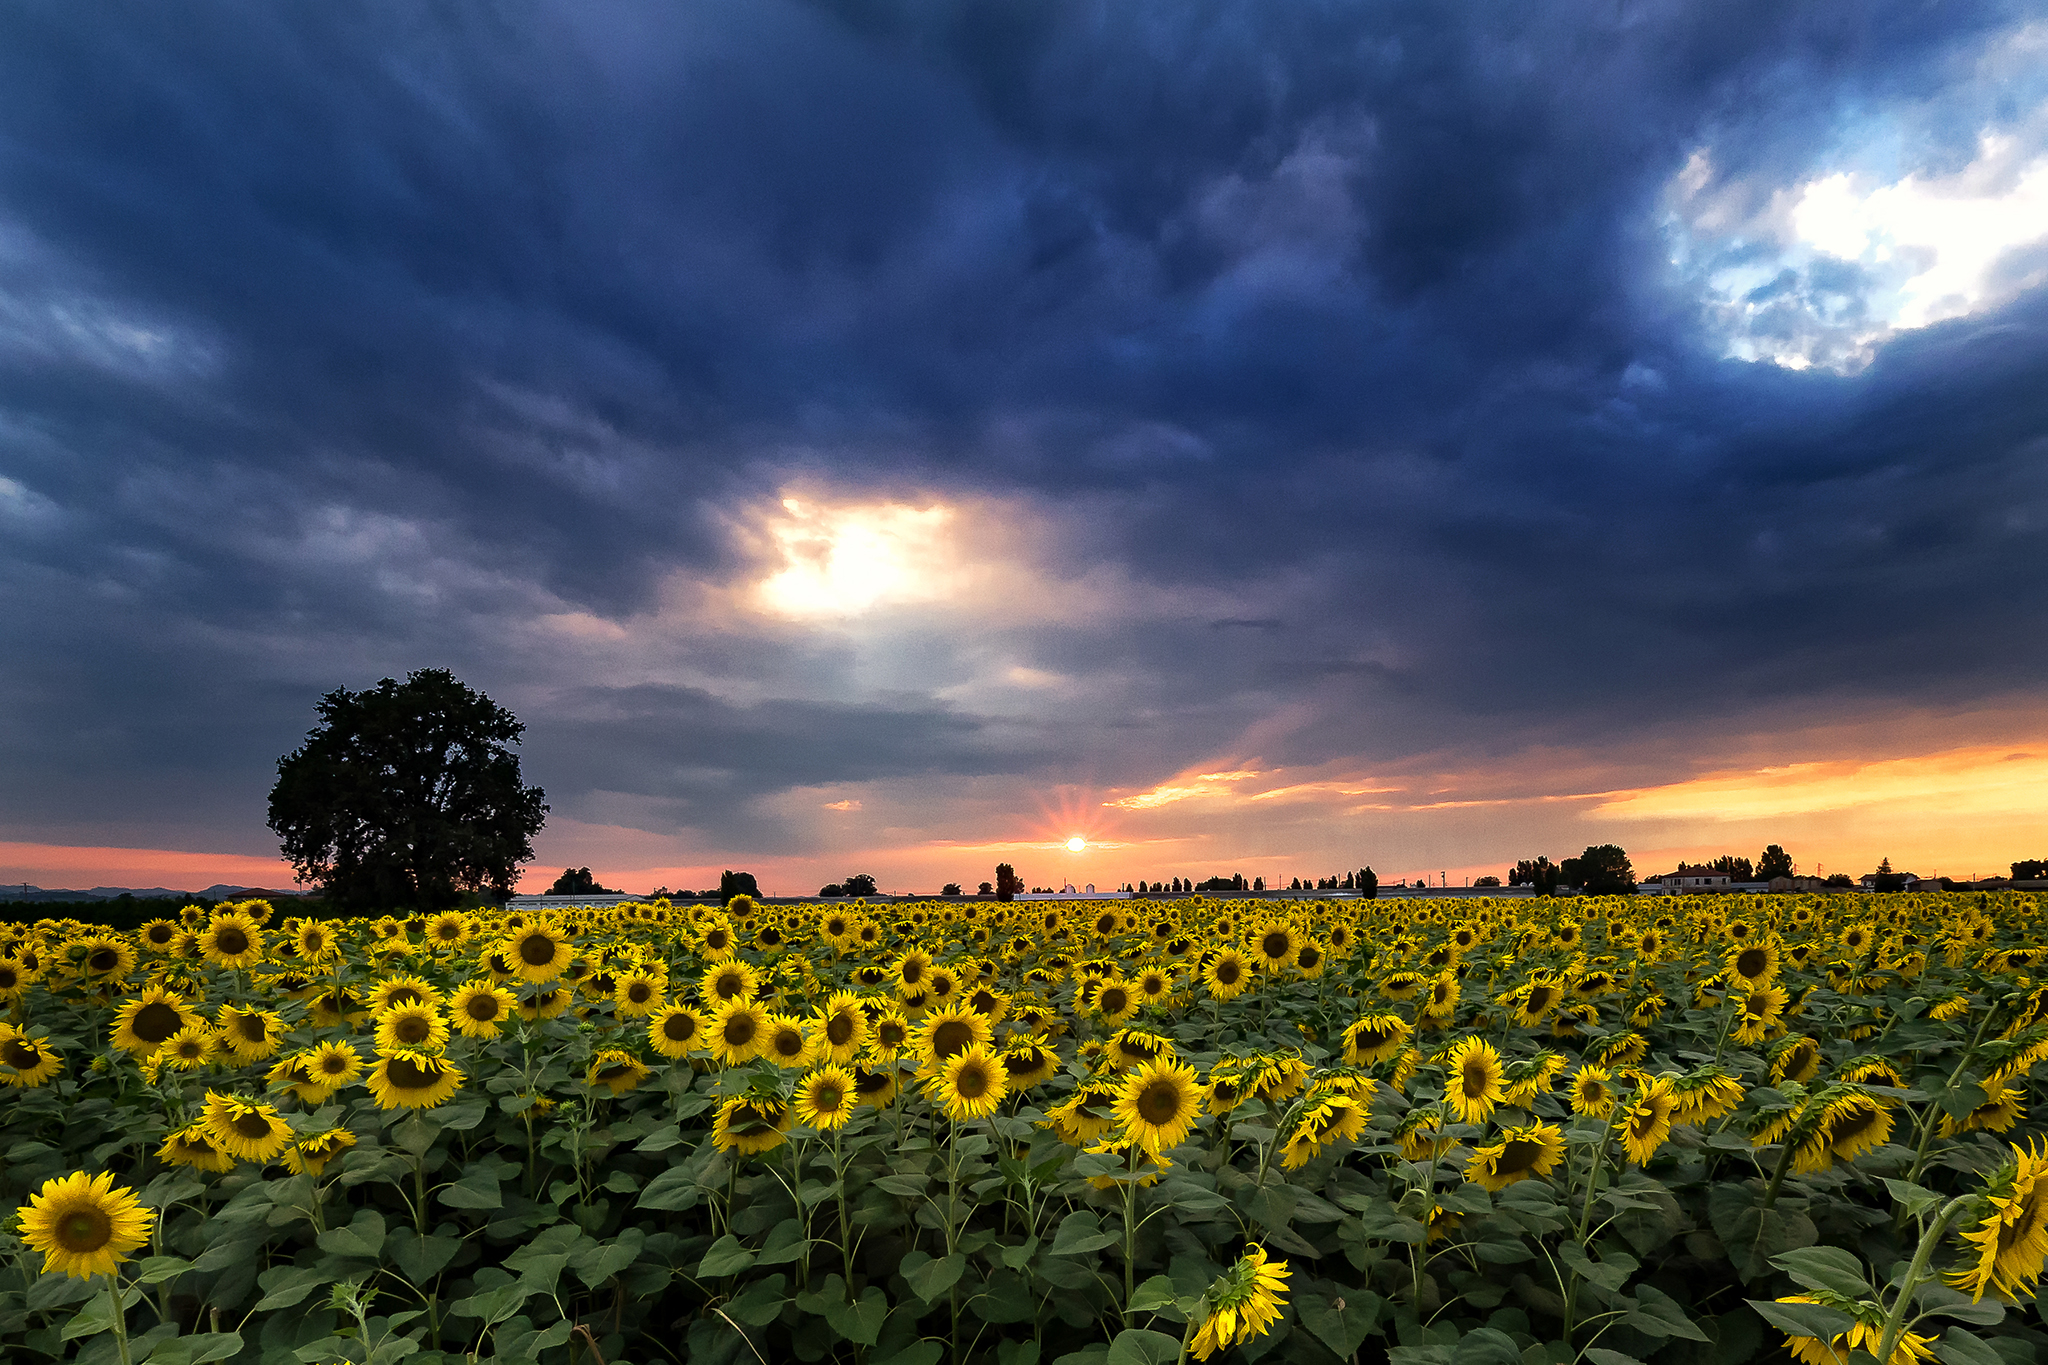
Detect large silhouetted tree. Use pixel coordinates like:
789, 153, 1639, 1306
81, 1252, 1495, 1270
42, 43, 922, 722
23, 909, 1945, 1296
268, 670, 548, 911
1757, 845, 1794, 880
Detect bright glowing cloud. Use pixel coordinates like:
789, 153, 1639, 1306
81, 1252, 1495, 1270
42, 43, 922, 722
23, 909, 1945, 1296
1669, 98, 2048, 372
757, 497, 959, 618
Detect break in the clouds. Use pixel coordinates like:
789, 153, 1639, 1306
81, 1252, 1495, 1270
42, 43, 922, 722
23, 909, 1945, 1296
2, 0, 2046, 894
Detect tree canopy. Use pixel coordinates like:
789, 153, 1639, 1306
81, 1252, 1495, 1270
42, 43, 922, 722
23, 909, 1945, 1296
546, 868, 619, 896
267, 669, 548, 911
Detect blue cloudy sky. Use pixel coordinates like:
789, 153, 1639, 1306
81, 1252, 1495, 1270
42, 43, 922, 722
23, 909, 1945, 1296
3, 1, 2047, 895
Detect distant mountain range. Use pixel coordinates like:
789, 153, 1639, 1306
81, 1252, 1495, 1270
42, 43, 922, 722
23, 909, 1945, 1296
0, 884, 306, 903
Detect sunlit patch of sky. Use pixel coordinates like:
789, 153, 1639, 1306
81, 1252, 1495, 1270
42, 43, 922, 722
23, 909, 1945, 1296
1668, 24, 2048, 373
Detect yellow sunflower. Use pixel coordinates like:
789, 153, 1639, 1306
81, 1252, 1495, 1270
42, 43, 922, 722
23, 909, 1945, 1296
0, 1029, 64, 1087
1203, 949, 1253, 1001
915, 1008, 993, 1071
1728, 940, 1781, 991
612, 970, 665, 1019
1443, 1036, 1504, 1124
159, 1025, 220, 1071
216, 1004, 288, 1062
1113, 1058, 1204, 1153
647, 1004, 707, 1060
698, 960, 759, 1008
1569, 1065, 1617, 1120
931, 1043, 1008, 1121
200, 912, 264, 968
369, 973, 438, 1013
374, 1003, 450, 1054
17, 1171, 155, 1279
1000, 1041, 1059, 1091
763, 1014, 813, 1069
711, 1001, 770, 1066
425, 912, 473, 949
505, 922, 574, 983
450, 981, 517, 1038
111, 987, 201, 1057
813, 992, 869, 1063
794, 1065, 858, 1131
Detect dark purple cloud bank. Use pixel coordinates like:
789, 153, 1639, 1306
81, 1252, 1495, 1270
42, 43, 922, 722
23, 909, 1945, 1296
1, 0, 2044, 859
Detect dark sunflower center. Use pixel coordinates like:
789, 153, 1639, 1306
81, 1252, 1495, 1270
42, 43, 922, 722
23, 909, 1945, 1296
723, 1015, 758, 1046
1736, 948, 1769, 978
5, 1040, 43, 1067
956, 1065, 989, 1099
393, 1015, 432, 1044
386, 1057, 439, 1090
1527, 988, 1554, 1013
597, 1063, 633, 1081
1136, 1079, 1183, 1125
1496, 1139, 1542, 1175
772, 1028, 805, 1057
1101, 988, 1130, 1013
214, 928, 249, 955
57, 1208, 112, 1253
232, 1112, 273, 1139
1215, 961, 1242, 985
1462, 1061, 1490, 1099
88, 948, 121, 973
826, 1014, 855, 1045
1298, 948, 1321, 971
813, 1082, 846, 1111
932, 1019, 975, 1058
1357, 1026, 1393, 1049
236, 1016, 267, 1042
317, 1054, 350, 1076
627, 982, 653, 1003
878, 1024, 906, 1048
387, 987, 423, 1007
147, 926, 174, 945
1261, 933, 1289, 960
518, 934, 558, 966
712, 971, 744, 1000
132, 1001, 184, 1043
466, 995, 502, 1021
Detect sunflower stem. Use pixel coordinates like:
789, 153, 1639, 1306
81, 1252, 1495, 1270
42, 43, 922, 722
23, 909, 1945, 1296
1899, 1005, 2000, 1201
105, 1273, 132, 1365
1873, 1196, 1971, 1365
1758, 1120, 1803, 1213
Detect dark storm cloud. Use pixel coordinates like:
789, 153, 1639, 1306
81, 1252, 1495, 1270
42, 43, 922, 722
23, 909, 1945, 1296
1, 0, 2044, 853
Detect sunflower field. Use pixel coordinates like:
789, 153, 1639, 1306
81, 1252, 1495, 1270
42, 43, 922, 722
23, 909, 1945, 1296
2, 891, 2047, 1365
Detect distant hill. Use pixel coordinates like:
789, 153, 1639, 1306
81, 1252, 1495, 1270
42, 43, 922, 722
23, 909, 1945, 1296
0, 884, 306, 903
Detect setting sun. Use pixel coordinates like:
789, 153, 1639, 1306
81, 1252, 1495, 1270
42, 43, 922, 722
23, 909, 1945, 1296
1065, 835, 1086, 852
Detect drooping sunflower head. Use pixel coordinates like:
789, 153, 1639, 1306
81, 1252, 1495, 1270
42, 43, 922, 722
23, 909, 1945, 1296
201, 1090, 295, 1162
282, 1127, 358, 1178
587, 1049, 652, 1096
712, 1095, 792, 1156
1467, 1122, 1566, 1193
366, 1049, 465, 1110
